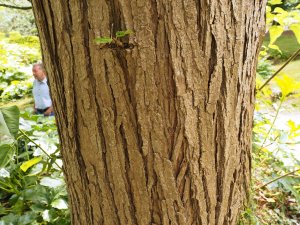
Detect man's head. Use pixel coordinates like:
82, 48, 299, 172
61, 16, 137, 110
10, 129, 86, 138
32, 63, 46, 81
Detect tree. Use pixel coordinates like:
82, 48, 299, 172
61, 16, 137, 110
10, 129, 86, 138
31, 1, 267, 224
0, 0, 36, 35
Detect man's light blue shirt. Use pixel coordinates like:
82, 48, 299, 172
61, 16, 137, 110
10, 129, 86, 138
32, 78, 52, 109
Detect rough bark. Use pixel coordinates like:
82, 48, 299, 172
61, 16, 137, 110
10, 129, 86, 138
31, 0, 266, 224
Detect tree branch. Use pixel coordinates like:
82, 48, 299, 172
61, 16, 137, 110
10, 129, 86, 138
256, 168, 300, 190
0, 3, 32, 10
258, 47, 300, 91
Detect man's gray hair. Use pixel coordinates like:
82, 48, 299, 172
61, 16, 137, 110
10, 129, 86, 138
32, 62, 44, 71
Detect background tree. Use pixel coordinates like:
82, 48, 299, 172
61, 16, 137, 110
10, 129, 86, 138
0, 0, 36, 35
31, 1, 266, 224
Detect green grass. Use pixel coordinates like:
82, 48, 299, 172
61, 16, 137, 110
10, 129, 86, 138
263, 31, 300, 105
273, 59, 300, 81
0, 97, 33, 110
263, 31, 300, 59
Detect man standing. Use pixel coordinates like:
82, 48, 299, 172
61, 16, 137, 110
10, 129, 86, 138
32, 63, 54, 116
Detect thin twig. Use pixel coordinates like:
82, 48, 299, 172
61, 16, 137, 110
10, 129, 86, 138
256, 168, 300, 190
258, 48, 300, 91
0, 4, 32, 10
280, 142, 300, 145
259, 100, 283, 151
19, 129, 62, 170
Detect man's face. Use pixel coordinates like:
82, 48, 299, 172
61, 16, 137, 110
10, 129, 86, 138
32, 66, 46, 81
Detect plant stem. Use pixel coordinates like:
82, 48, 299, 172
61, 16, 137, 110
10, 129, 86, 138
0, 186, 13, 193
0, 180, 13, 189
258, 48, 300, 91
19, 129, 62, 170
256, 168, 300, 190
259, 99, 283, 151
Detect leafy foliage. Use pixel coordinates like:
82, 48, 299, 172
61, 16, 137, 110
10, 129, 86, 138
0, 1, 36, 36
95, 29, 134, 49
94, 37, 113, 44
240, 2, 300, 223
0, 32, 40, 101
115, 29, 133, 38
257, 59, 275, 79
0, 108, 70, 224
249, 59, 300, 224
0, 106, 19, 168
95, 29, 133, 44
264, 1, 300, 61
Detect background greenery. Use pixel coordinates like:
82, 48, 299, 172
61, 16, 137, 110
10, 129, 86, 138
0, 0, 35, 36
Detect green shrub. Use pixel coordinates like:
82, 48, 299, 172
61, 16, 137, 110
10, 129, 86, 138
257, 59, 274, 79
0, 106, 70, 225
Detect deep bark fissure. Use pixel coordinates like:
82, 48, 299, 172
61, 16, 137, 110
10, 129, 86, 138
94, 97, 121, 225
101, 127, 122, 225
99, 62, 122, 225
77, 3, 100, 223
91, 164, 105, 224
47, 0, 59, 68
202, 172, 211, 224
119, 124, 139, 225
215, 103, 226, 224
72, 121, 91, 223
109, 0, 122, 34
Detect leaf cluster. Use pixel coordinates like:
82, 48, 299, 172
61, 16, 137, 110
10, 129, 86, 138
0, 107, 70, 224
95, 29, 133, 44
251, 58, 300, 224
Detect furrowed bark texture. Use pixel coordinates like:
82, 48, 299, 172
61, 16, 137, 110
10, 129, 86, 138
32, 1, 266, 224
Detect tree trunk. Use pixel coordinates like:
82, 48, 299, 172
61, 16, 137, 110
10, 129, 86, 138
31, 0, 266, 224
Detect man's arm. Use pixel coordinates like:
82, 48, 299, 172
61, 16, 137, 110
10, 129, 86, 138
44, 106, 53, 116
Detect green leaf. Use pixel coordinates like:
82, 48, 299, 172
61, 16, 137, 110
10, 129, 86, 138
275, 73, 300, 98
51, 198, 68, 209
0, 143, 15, 168
269, 25, 284, 45
268, 0, 282, 5
12, 199, 25, 214
20, 157, 42, 172
116, 30, 133, 38
0, 213, 18, 224
273, 7, 287, 15
290, 24, 300, 44
30, 203, 47, 212
0, 112, 12, 141
296, 3, 300, 9
18, 211, 37, 225
266, 12, 275, 25
23, 185, 49, 204
0, 204, 6, 215
268, 44, 282, 53
273, 7, 288, 25
94, 37, 113, 44
40, 177, 64, 188
279, 177, 300, 202
0, 106, 20, 137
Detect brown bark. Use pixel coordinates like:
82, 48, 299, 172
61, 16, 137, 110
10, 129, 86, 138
31, 0, 266, 224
